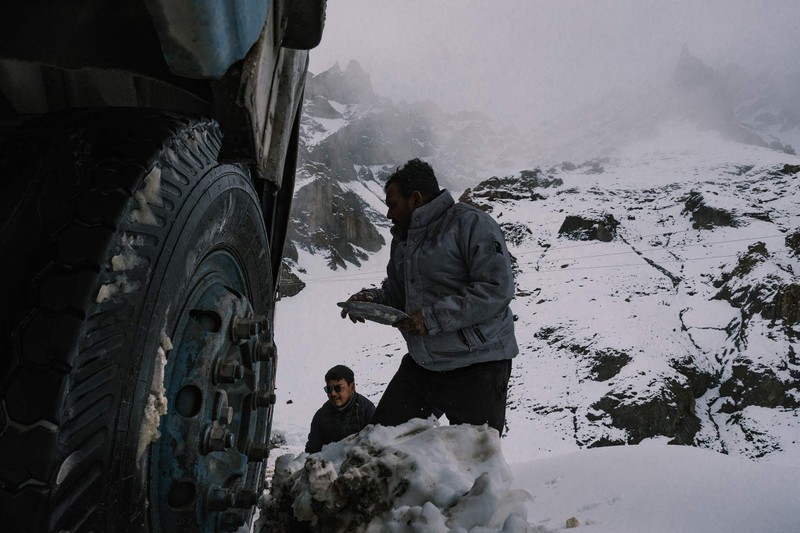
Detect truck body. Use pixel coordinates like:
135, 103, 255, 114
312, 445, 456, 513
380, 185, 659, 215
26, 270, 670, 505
0, 2, 325, 531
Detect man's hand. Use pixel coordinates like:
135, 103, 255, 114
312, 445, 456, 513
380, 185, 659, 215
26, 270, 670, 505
394, 310, 428, 336
340, 291, 374, 322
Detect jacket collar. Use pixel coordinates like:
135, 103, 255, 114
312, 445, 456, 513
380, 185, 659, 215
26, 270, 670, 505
391, 190, 454, 240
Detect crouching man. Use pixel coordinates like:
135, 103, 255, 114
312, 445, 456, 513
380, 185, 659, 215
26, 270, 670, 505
305, 365, 376, 453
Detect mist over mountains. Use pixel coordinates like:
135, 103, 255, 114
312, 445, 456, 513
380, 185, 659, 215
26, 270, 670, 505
284, 49, 799, 276
278, 49, 800, 461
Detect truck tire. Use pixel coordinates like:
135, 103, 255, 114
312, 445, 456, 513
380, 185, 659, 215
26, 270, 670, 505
0, 109, 278, 532
282, 0, 327, 50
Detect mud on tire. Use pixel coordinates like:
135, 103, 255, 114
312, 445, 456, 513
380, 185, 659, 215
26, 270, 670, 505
0, 109, 277, 532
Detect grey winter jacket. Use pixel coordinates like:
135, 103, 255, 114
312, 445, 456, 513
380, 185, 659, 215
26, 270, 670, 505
367, 190, 518, 371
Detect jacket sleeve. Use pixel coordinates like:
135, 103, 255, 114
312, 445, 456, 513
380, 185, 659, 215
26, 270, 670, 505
305, 411, 324, 454
422, 212, 514, 334
365, 239, 405, 310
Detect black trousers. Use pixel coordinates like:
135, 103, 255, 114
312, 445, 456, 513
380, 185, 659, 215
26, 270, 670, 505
370, 354, 512, 435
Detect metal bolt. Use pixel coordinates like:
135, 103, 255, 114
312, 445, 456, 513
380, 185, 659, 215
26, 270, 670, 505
233, 489, 259, 508
254, 389, 276, 409
255, 341, 276, 362
207, 486, 233, 512
232, 316, 258, 341
213, 391, 233, 426
216, 360, 243, 384
248, 442, 269, 462
254, 314, 268, 330
204, 426, 235, 453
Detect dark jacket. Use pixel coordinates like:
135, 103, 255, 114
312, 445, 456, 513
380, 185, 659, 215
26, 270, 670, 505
305, 393, 376, 453
365, 190, 518, 371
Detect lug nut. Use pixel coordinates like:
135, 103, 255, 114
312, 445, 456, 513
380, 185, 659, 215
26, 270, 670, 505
216, 360, 243, 384
254, 389, 276, 408
207, 486, 233, 512
248, 442, 269, 462
204, 426, 235, 453
253, 314, 268, 331
232, 316, 258, 341
255, 341, 276, 362
233, 489, 259, 508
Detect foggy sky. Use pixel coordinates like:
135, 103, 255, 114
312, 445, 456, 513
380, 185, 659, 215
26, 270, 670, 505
309, 0, 800, 127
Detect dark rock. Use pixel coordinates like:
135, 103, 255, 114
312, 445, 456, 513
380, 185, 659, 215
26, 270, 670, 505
682, 191, 738, 229
558, 213, 619, 242
714, 242, 800, 336
306, 96, 343, 119
306, 60, 379, 105
714, 242, 769, 290
588, 349, 632, 382
459, 169, 563, 212
578, 159, 606, 174
278, 262, 305, 298
499, 222, 533, 247
589, 380, 700, 446
787, 230, 800, 257
719, 360, 800, 412
289, 167, 385, 270
307, 107, 436, 182
672, 358, 717, 398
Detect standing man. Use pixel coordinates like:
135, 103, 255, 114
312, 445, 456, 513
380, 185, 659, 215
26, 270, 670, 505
341, 158, 518, 435
305, 365, 376, 453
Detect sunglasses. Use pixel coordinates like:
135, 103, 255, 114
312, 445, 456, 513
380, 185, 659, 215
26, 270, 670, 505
323, 384, 346, 394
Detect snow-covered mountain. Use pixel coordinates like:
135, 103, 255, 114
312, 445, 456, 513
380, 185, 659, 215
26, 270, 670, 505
275, 53, 800, 465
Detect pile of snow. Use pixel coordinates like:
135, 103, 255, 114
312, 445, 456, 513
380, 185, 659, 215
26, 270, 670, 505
259, 418, 532, 532
258, 418, 800, 532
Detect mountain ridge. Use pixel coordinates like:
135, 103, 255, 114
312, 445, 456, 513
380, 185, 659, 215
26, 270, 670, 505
277, 53, 800, 462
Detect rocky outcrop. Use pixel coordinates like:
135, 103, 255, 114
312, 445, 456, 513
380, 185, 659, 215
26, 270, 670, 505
718, 359, 799, 413
672, 46, 768, 148
714, 242, 800, 335
288, 164, 385, 271
278, 261, 305, 298
682, 191, 738, 229
305, 95, 343, 119
786, 229, 800, 257
589, 379, 701, 446
459, 169, 563, 212
709, 241, 800, 432
306, 60, 379, 105
558, 213, 619, 242
588, 349, 632, 382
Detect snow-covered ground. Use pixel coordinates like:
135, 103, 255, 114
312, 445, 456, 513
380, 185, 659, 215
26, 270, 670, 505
263, 123, 800, 531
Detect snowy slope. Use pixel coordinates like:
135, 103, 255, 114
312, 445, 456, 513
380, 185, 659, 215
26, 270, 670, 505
273, 119, 799, 465
262, 65, 800, 530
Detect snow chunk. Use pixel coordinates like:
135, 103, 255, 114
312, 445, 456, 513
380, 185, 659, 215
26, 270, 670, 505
95, 275, 142, 303
111, 234, 147, 271
262, 418, 533, 532
131, 166, 163, 225
136, 335, 171, 463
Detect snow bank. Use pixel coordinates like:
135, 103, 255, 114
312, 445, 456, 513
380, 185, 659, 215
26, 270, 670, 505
516, 444, 800, 532
260, 418, 533, 532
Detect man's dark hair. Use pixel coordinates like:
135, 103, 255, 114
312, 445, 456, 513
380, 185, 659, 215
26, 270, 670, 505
385, 158, 440, 199
325, 364, 355, 384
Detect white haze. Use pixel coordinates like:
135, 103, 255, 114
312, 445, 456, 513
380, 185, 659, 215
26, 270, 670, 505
309, 0, 800, 128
